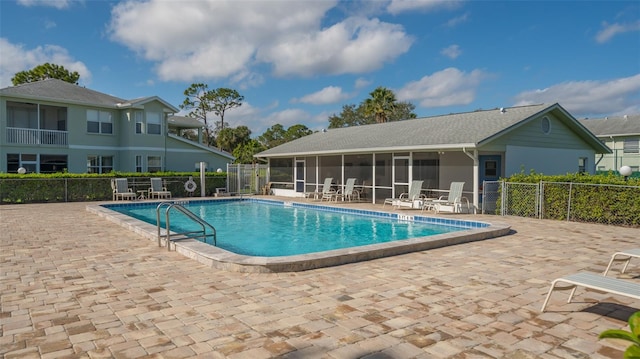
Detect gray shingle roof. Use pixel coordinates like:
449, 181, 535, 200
0, 78, 127, 108
579, 114, 640, 136
257, 103, 599, 157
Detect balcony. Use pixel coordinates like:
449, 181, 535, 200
6, 127, 68, 146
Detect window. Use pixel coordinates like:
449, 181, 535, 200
578, 157, 587, 173
148, 156, 162, 172
136, 155, 143, 172
7, 102, 37, 128
87, 110, 113, 134
87, 155, 113, 173
623, 138, 639, 154
541, 116, 551, 134
135, 111, 144, 134
40, 155, 68, 173
147, 112, 161, 135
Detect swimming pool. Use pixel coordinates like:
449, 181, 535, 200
88, 198, 511, 272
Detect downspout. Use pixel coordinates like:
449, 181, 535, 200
610, 136, 617, 171
463, 147, 479, 211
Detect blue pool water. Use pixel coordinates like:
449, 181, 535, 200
105, 199, 472, 257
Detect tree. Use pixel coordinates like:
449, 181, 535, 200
210, 88, 244, 134
12, 63, 80, 85
217, 125, 251, 153
180, 85, 244, 147
328, 88, 417, 128
233, 139, 266, 164
258, 124, 313, 149
363, 86, 397, 124
181, 83, 215, 146
258, 124, 286, 148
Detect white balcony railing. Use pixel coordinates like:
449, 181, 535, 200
6, 127, 68, 146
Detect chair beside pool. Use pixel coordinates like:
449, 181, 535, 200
149, 177, 172, 199
112, 178, 136, 201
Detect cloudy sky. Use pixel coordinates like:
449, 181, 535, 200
1, 0, 639, 135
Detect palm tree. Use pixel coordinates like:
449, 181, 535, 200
363, 86, 397, 124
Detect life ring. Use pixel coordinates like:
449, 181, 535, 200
184, 179, 197, 193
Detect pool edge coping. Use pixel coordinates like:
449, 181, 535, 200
87, 198, 512, 273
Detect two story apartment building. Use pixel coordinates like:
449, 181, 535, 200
579, 114, 640, 177
0, 79, 233, 174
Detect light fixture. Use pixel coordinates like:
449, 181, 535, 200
619, 165, 632, 181
17, 167, 26, 174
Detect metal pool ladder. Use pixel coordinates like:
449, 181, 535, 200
156, 202, 217, 251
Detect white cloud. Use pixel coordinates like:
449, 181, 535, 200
595, 21, 640, 43
259, 17, 413, 77
386, 0, 463, 15
293, 86, 351, 105
396, 67, 487, 107
445, 12, 469, 28
354, 77, 372, 89
513, 73, 640, 116
17, 0, 77, 9
0, 38, 91, 87
107, 1, 412, 83
441, 44, 461, 59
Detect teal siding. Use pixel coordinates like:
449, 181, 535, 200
483, 114, 593, 151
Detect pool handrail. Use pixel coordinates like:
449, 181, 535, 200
156, 202, 217, 250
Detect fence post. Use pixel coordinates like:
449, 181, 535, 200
538, 182, 542, 219
567, 182, 573, 222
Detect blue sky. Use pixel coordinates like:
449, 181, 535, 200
1, 0, 639, 136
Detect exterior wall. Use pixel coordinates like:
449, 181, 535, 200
487, 113, 592, 150
505, 145, 595, 176
437, 152, 474, 192
595, 135, 640, 174
0, 95, 232, 173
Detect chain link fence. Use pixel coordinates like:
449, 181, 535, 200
482, 180, 640, 227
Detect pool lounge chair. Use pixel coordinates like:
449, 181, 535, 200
383, 180, 424, 208
540, 272, 640, 312
320, 178, 338, 201
604, 248, 640, 276
431, 181, 472, 213
149, 177, 172, 199
112, 178, 136, 201
335, 178, 360, 202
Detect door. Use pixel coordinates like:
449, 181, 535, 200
479, 155, 501, 209
295, 160, 305, 193
393, 156, 409, 197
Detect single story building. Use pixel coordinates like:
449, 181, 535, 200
255, 103, 611, 208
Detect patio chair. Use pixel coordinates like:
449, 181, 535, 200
604, 248, 640, 276
540, 272, 640, 312
432, 181, 471, 213
335, 178, 360, 202
320, 177, 339, 201
149, 177, 172, 199
383, 180, 424, 208
112, 178, 136, 201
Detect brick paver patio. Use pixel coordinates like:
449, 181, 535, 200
1, 200, 638, 358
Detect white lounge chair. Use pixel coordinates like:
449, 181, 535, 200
432, 181, 471, 213
383, 180, 424, 208
149, 177, 172, 199
319, 178, 338, 201
112, 178, 136, 201
604, 248, 640, 276
540, 272, 640, 312
335, 178, 360, 202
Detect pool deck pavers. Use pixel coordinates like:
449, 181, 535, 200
1, 198, 639, 358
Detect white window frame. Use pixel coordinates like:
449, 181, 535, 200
135, 111, 144, 134
147, 112, 161, 135
148, 155, 162, 172
87, 110, 113, 134
87, 155, 114, 174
